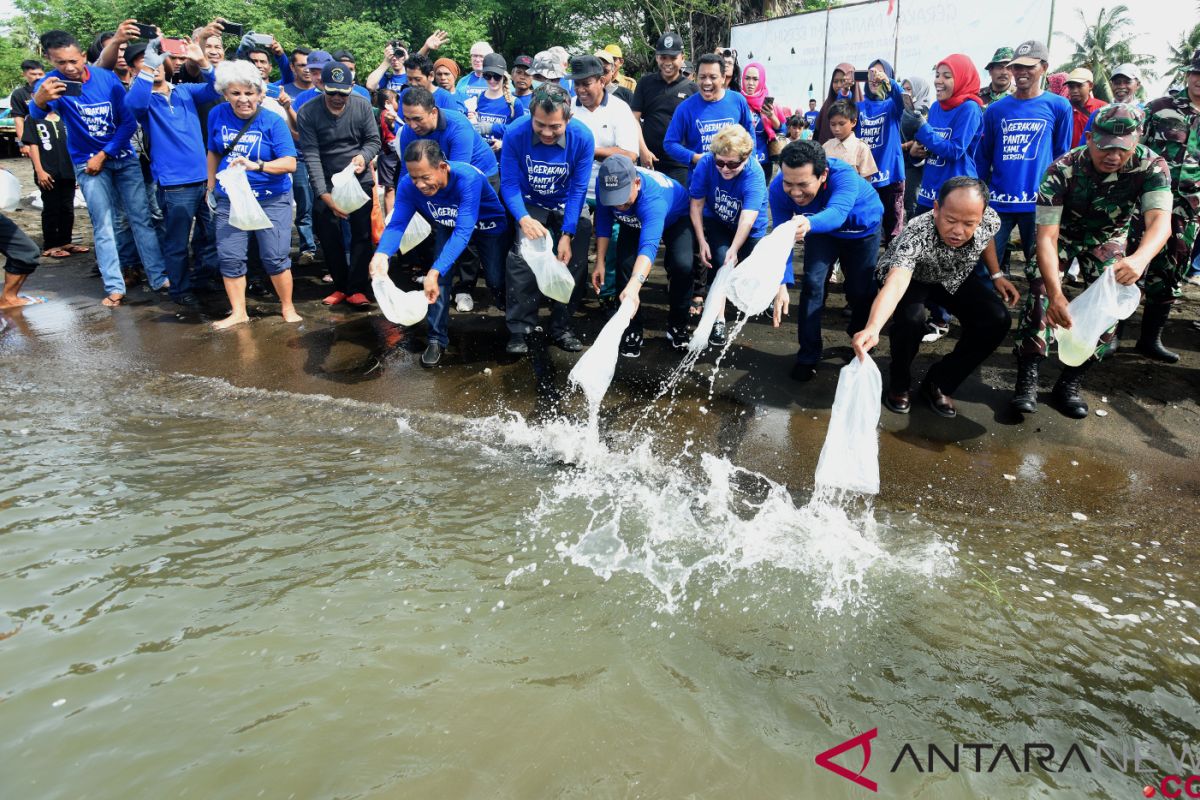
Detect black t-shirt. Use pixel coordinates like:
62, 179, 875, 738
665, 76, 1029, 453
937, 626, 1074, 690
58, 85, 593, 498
630, 71, 697, 170
9, 84, 33, 118
611, 84, 634, 106
21, 115, 74, 180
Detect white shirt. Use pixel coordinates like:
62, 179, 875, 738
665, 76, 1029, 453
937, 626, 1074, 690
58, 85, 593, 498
572, 93, 639, 201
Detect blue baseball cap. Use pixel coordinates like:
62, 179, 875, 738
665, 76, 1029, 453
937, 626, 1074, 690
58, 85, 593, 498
306, 50, 333, 71
597, 154, 638, 206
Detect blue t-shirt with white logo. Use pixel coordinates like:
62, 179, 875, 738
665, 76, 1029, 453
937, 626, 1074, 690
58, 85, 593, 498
856, 78, 906, 188
976, 91, 1074, 213
498, 115, 594, 235
29, 66, 136, 163
688, 153, 768, 238
206, 102, 296, 198
914, 101, 984, 208
473, 93, 520, 144
663, 90, 756, 171
595, 168, 689, 261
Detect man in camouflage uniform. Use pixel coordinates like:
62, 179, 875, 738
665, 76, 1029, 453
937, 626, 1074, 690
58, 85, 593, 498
1135, 50, 1200, 362
980, 47, 1014, 106
1010, 104, 1173, 418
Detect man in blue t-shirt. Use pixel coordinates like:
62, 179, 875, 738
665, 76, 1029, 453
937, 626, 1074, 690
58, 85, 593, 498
456, 42, 492, 100
370, 141, 511, 367
769, 140, 883, 381
803, 100, 819, 132
30, 29, 166, 305
592, 154, 693, 357
663, 53, 755, 175
499, 84, 594, 355
397, 88, 498, 180
976, 40, 1073, 286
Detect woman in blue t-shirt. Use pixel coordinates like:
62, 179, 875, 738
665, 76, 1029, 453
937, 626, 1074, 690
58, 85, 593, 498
206, 60, 299, 331
688, 124, 769, 346
467, 53, 520, 151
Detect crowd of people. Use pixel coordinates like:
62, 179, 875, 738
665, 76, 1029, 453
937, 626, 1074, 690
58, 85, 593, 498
1, 19, 1197, 421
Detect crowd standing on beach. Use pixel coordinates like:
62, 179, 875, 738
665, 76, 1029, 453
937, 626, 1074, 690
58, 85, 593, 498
1, 18, 1198, 421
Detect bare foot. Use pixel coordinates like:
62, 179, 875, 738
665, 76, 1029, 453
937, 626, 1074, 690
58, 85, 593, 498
281, 306, 302, 323
212, 312, 250, 330
101, 293, 124, 307
0, 295, 44, 308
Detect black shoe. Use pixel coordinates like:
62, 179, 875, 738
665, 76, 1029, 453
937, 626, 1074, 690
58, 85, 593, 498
1009, 356, 1042, 414
921, 378, 956, 418
790, 363, 817, 382
619, 329, 643, 358
505, 334, 528, 355
884, 390, 911, 414
421, 341, 444, 367
1051, 364, 1091, 419
1135, 302, 1180, 363
708, 319, 727, 347
552, 331, 583, 352
665, 324, 689, 351
173, 293, 201, 309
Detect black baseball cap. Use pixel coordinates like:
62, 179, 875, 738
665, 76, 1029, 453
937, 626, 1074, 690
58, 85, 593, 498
322, 62, 354, 93
569, 54, 604, 80
482, 53, 507, 77
330, 49, 355, 64
513, 54, 533, 70
597, 154, 638, 206
655, 31, 683, 56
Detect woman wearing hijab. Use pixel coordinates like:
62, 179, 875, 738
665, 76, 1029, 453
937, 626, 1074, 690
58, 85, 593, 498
905, 54, 984, 213
1046, 72, 1070, 98
740, 62, 786, 182
857, 58, 907, 243
816, 62, 862, 144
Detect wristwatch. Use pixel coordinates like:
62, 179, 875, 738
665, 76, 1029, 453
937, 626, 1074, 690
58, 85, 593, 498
636, 272, 647, 284
255, 160, 265, 171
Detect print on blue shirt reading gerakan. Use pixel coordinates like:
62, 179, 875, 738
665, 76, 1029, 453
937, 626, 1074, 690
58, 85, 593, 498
695, 116, 736, 149
78, 102, 116, 141
1000, 118, 1048, 160
525, 155, 570, 196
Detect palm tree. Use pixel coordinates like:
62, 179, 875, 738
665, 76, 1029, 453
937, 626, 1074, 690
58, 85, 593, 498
1165, 21, 1200, 88
1054, 5, 1156, 102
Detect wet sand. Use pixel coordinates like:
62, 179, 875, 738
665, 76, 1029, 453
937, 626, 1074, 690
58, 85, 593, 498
3, 155, 1198, 531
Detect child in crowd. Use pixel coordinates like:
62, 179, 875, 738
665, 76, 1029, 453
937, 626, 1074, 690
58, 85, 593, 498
822, 99, 877, 179
786, 114, 811, 142
21, 110, 79, 259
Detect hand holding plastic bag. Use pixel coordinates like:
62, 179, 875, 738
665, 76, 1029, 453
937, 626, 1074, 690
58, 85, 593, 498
216, 165, 272, 230
520, 232, 576, 304
396, 213, 432, 254
372, 275, 428, 326
1056, 267, 1141, 366
814, 355, 882, 496
0, 170, 21, 211
330, 163, 370, 214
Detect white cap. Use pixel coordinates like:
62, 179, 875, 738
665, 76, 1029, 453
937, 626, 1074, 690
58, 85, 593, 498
1111, 63, 1141, 82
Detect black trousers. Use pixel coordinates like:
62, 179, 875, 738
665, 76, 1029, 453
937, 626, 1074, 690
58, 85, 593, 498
40, 176, 76, 249
0, 212, 41, 275
452, 172, 502, 296
313, 200, 373, 296
616, 216, 694, 333
505, 205, 592, 338
888, 276, 1010, 395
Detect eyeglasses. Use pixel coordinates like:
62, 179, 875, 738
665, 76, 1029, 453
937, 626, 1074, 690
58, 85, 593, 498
714, 155, 746, 170
484, 73, 504, 81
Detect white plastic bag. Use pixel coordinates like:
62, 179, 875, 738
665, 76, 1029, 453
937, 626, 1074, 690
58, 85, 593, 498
398, 214, 431, 254
372, 276, 428, 326
215, 165, 272, 230
1056, 267, 1141, 366
520, 232, 576, 304
726, 218, 797, 315
814, 356, 882, 496
0, 170, 21, 211
330, 163, 370, 214
569, 296, 637, 408
688, 264, 734, 353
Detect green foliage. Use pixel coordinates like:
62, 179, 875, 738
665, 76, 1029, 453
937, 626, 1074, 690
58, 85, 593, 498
318, 19, 396, 65
1166, 21, 1200, 87
1054, 4, 1155, 102
0, 35, 39, 96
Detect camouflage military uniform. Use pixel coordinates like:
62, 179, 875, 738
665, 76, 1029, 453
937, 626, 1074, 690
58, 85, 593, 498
1014, 144, 1173, 359
1140, 93, 1200, 302
979, 85, 1013, 107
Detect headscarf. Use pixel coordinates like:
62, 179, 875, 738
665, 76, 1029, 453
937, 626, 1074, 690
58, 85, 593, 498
905, 75, 933, 113
741, 62, 780, 141
1047, 72, 1070, 98
867, 58, 895, 100
434, 57, 461, 87
935, 54, 984, 111
817, 62, 862, 143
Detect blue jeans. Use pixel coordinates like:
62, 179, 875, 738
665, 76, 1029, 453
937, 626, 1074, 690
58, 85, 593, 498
429, 225, 508, 346
292, 159, 315, 254
75, 156, 166, 295
975, 210, 1035, 290
157, 182, 211, 299
796, 230, 881, 365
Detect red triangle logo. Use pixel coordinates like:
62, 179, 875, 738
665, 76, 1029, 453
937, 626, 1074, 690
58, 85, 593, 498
815, 728, 879, 792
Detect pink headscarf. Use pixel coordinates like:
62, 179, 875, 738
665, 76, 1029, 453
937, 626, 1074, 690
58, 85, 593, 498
1047, 72, 1070, 98
741, 62, 780, 141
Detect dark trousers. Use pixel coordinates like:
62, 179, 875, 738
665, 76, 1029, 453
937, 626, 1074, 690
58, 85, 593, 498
0, 212, 41, 275
506, 205, 592, 338
39, 176, 75, 249
888, 276, 1011, 395
875, 181, 905, 244
428, 225, 510, 346
616, 216, 694, 333
453, 172, 502, 296
796, 230, 881, 365
157, 182, 210, 299
314, 200, 373, 296
975, 210, 1034, 288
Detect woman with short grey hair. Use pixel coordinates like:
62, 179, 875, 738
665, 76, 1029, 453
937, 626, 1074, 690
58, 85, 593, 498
206, 60, 299, 330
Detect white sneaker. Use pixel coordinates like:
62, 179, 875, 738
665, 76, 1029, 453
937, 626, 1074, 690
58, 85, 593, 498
921, 322, 949, 343
454, 293, 474, 312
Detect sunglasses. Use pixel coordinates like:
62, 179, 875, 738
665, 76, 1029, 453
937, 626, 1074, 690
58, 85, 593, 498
714, 155, 746, 170
484, 72, 504, 81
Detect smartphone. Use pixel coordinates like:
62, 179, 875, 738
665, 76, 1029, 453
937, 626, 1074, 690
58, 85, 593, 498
764, 96, 775, 106
161, 38, 188, 57
264, 83, 281, 98
134, 23, 157, 39
249, 32, 274, 46
60, 79, 83, 96
853, 69, 869, 82
219, 20, 245, 36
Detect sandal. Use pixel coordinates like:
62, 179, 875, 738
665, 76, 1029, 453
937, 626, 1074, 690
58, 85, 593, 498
689, 296, 705, 317
101, 293, 123, 307
42, 248, 71, 258
65, 244, 91, 254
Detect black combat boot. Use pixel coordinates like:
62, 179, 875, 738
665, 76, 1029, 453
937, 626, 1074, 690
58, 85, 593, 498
1135, 302, 1180, 363
1051, 361, 1093, 419
1009, 355, 1043, 414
